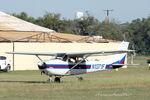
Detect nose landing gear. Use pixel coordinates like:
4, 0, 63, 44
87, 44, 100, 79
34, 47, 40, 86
47, 76, 61, 83
47, 75, 52, 82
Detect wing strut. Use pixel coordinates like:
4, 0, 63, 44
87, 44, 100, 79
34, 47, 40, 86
65, 55, 88, 75
36, 55, 43, 61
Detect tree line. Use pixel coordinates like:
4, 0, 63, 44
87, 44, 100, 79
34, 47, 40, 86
12, 12, 150, 55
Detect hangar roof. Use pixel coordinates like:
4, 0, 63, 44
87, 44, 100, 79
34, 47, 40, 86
0, 11, 108, 43
0, 11, 53, 32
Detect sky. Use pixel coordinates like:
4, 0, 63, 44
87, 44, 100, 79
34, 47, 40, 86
0, 0, 150, 23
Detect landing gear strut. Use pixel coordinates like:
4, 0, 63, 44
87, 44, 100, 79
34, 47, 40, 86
47, 75, 52, 82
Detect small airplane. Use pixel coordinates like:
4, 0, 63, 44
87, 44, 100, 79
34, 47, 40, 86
6, 41, 133, 83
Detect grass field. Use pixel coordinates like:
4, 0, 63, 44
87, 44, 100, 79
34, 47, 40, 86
0, 56, 150, 100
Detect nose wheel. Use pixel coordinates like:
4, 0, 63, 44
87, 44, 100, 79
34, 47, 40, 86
75, 75, 83, 81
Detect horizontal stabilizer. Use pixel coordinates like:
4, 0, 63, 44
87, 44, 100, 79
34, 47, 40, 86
112, 64, 139, 69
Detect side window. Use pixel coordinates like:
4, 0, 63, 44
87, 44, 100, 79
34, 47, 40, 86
68, 58, 76, 63
68, 58, 86, 63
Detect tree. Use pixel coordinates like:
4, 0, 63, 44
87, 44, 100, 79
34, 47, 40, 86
125, 17, 150, 55
12, 11, 150, 55
75, 11, 100, 35
12, 12, 35, 23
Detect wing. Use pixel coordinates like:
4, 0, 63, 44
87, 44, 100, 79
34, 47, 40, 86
6, 41, 133, 57
6, 50, 133, 57
6, 52, 66, 57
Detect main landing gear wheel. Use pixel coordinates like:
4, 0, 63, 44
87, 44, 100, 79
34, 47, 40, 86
54, 77, 61, 83
78, 77, 83, 81
75, 75, 83, 81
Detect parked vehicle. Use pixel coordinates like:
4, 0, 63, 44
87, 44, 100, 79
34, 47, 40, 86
0, 56, 11, 72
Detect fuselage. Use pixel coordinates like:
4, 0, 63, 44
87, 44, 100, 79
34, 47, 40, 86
38, 54, 126, 76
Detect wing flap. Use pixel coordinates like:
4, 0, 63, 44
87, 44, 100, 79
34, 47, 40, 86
66, 50, 134, 57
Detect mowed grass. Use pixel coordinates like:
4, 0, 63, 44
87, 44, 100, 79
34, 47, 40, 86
0, 56, 150, 100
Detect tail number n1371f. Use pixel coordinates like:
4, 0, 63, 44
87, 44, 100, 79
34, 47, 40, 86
92, 64, 105, 69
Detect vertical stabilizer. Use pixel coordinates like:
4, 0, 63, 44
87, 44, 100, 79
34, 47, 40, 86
117, 41, 129, 50
111, 41, 129, 67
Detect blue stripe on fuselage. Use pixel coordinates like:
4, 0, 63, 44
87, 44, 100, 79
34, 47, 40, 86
39, 64, 91, 69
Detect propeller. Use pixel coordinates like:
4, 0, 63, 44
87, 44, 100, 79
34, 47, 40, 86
38, 61, 46, 69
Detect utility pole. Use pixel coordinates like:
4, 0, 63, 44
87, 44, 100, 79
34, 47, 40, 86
103, 9, 113, 22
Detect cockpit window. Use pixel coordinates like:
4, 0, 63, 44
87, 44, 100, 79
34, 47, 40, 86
0, 56, 6, 60
68, 57, 86, 63
68, 58, 76, 63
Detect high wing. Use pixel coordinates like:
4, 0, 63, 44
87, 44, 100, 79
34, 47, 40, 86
6, 52, 64, 57
6, 41, 133, 57
6, 50, 133, 57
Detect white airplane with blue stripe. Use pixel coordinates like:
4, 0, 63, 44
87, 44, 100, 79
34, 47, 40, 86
6, 41, 133, 82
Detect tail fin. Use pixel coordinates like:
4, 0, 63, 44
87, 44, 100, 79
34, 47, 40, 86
117, 41, 129, 50
111, 41, 129, 66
